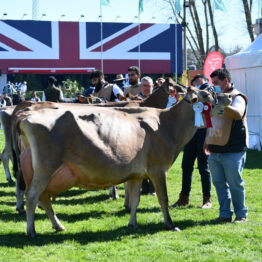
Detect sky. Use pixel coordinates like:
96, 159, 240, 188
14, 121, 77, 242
0, 0, 261, 51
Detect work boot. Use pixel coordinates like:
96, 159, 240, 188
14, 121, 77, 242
202, 196, 212, 209
172, 193, 189, 207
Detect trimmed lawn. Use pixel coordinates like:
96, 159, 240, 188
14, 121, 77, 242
0, 133, 261, 262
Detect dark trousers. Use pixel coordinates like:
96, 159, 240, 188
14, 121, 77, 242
181, 129, 211, 197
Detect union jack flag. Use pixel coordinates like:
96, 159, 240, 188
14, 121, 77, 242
0, 20, 182, 74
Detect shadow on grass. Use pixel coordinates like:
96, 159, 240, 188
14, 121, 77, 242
0, 209, 108, 223
0, 190, 15, 197
0, 219, 213, 248
54, 193, 110, 205
245, 150, 262, 169
0, 182, 15, 188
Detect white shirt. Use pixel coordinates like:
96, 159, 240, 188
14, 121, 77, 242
166, 96, 177, 108
232, 95, 246, 118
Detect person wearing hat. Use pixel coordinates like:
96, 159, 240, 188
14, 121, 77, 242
113, 74, 126, 91
43, 76, 64, 102
78, 70, 125, 103
172, 74, 212, 208
124, 66, 141, 98
0, 94, 6, 107
154, 77, 165, 90
2, 91, 13, 106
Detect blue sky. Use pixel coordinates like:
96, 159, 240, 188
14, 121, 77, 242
1, 0, 261, 51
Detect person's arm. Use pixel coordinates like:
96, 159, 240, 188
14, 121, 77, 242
42, 92, 46, 101
59, 89, 65, 102
113, 84, 126, 101
224, 96, 246, 120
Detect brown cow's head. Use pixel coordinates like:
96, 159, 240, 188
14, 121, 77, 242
162, 77, 187, 96
184, 86, 232, 107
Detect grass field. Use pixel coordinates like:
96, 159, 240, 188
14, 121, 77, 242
0, 134, 261, 262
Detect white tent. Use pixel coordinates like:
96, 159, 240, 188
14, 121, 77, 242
225, 34, 262, 150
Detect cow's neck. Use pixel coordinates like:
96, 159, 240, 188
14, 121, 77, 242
160, 99, 198, 153
141, 88, 168, 109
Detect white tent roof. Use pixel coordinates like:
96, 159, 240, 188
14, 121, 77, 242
225, 34, 262, 70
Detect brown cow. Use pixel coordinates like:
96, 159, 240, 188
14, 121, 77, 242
13, 87, 231, 237
11, 79, 185, 213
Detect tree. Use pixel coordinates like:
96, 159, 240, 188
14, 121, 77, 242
166, 0, 220, 68
242, 0, 255, 42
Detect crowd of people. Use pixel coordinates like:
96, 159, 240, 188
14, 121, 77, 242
0, 66, 248, 224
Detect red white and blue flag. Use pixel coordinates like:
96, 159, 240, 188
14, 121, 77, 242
0, 20, 182, 74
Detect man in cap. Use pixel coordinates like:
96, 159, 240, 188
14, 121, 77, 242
113, 74, 126, 91
43, 76, 64, 102
131, 76, 154, 101
154, 77, 165, 90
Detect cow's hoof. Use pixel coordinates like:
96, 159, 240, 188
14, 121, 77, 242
165, 225, 181, 232
16, 208, 25, 215
53, 225, 65, 232
172, 227, 181, 232
124, 205, 131, 212
27, 230, 37, 238
128, 223, 138, 229
7, 179, 15, 186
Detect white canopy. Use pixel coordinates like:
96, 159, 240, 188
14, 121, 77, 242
225, 34, 262, 150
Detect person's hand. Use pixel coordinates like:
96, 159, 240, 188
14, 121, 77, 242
203, 143, 210, 156
77, 95, 87, 103
118, 95, 127, 101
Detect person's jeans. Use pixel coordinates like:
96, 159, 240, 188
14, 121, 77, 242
181, 130, 211, 197
208, 151, 248, 218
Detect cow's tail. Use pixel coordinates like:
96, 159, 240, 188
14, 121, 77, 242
11, 115, 26, 191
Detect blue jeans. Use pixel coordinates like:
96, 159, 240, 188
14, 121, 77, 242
208, 152, 248, 218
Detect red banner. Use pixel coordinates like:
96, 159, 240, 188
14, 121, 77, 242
203, 51, 224, 83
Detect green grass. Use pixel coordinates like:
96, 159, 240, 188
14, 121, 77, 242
0, 134, 261, 262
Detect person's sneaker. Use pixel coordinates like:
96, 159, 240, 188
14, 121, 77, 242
211, 217, 232, 224
150, 192, 156, 196
202, 196, 212, 209
234, 217, 248, 223
171, 194, 189, 207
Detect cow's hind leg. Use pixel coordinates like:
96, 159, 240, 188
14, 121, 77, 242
127, 179, 142, 228
150, 172, 180, 231
26, 177, 50, 238
39, 192, 65, 232
109, 186, 119, 200
16, 180, 25, 214
1, 148, 14, 184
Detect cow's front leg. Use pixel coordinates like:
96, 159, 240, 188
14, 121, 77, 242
150, 172, 180, 231
124, 182, 130, 211
39, 192, 65, 232
127, 179, 142, 228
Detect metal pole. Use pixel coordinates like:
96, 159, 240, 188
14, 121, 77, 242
183, 0, 187, 71
100, 1, 104, 72
138, 12, 141, 69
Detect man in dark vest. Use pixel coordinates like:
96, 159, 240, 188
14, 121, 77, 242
43, 76, 64, 102
173, 74, 212, 208
205, 68, 248, 223
78, 70, 125, 103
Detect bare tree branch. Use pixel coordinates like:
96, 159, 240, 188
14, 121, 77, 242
242, 0, 255, 41
207, 0, 219, 50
